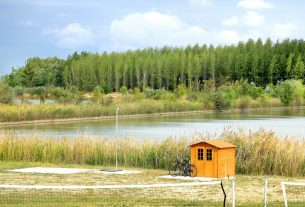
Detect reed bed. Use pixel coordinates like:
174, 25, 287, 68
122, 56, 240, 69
0, 129, 304, 176
0, 100, 203, 122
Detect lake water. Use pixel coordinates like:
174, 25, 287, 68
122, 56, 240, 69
1, 108, 305, 140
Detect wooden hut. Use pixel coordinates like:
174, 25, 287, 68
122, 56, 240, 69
190, 140, 236, 178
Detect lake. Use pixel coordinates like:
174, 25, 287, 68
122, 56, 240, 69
1, 108, 305, 140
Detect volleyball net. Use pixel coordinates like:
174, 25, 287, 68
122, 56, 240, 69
0, 181, 226, 207
281, 182, 305, 207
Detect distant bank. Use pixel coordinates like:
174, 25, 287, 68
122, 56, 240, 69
1, 105, 305, 127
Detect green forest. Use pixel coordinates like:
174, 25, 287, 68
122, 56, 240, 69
1, 38, 305, 122
3, 38, 305, 92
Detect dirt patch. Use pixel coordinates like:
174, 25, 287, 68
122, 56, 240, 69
7, 167, 93, 174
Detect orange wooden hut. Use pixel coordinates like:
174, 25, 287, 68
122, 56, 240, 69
190, 140, 236, 178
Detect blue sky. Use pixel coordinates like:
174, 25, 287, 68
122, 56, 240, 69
0, 0, 304, 76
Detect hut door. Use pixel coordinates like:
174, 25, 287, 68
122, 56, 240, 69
195, 148, 204, 176
204, 148, 214, 177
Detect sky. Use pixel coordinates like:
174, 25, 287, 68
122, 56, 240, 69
0, 0, 304, 76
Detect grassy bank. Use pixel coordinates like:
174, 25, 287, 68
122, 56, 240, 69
0, 129, 304, 177
0, 96, 297, 123
1, 79, 305, 123
0, 100, 204, 122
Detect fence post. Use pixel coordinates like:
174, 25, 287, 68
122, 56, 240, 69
281, 182, 288, 207
232, 177, 235, 207
264, 177, 268, 207
220, 181, 227, 207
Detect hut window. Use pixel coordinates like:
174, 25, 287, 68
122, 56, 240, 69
206, 149, 212, 160
198, 149, 204, 160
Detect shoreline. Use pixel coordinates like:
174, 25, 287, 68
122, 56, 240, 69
0, 105, 305, 127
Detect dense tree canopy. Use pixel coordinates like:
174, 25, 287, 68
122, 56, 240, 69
3, 38, 305, 92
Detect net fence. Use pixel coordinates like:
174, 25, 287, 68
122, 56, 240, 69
0, 181, 226, 207
282, 182, 305, 207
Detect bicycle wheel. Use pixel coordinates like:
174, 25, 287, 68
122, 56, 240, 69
169, 164, 179, 176
190, 164, 197, 177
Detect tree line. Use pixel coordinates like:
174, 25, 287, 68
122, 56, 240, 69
3, 38, 305, 92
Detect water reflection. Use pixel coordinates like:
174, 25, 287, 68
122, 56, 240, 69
1, 108, 305, 140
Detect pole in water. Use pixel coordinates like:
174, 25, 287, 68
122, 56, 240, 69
115, 107, 119, 171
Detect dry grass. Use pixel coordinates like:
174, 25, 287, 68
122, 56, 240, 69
0, 162, 304, 206
0, 129, 304, 177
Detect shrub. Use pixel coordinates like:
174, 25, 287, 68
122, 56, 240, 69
144, 88, 167, 100
120, 86, 128, 95
101, 84, 113, 94
70, 86, 78, 95
160, 91, 176, 101
186, 92, 199, 101
0, 82, 13, 104
212, 90, 232, 111
31, 87, 47, 103
174, 84, 187, 98
93, 86, 103, 103
51, 87, 67, 98
276, 80, 298, 105
13, 87, 25, 97
248, 82, 264, 99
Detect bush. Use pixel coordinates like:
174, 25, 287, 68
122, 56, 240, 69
120, 86, 128, 95
187, 92, 199, 101
51, 87, 67, 98
276, 80, 300, 105
70, 86, 78, 95
144, 88, 166, 100
160, 91, 176, 101
31, 87, 47, 103
101, 84, 113, 94
248, 82, 264, 99
212, 90, 232, 111
13, 87, 25, 97
264, 84, 277, 97
93, 86, 103, 103
174, 84, 187, 98
0, 82, 13, 104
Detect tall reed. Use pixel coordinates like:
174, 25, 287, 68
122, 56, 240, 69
0, 130, 304, 176
0, 100, 203, 122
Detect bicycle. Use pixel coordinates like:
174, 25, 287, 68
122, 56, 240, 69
169, 157, 197, 177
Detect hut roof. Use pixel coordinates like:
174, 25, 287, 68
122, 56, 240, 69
190, 140, 236, 148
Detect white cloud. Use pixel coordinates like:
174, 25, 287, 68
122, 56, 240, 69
216, 30, 241, 43
243, 11, 265, 27
237, 0, 272, 9
189, 0, 213, 6
21, 20, 33, 26
271, 23, 299, 39
222, 16, 239, 26
44, 23, 95, 49
109, 12, 211, 48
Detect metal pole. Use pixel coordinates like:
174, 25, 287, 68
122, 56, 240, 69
115, 107, 119, 171
232, 177, 235, 207
281, 182, 288, 207
264, 177, 268, 207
